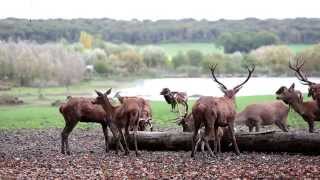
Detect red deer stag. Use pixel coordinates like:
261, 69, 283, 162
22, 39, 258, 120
235, 101, 289, 132
114, 92, 153, 131
160, 88, 188, 115
93, 89, 141, 156
59, 97, 123, 155
276, 83, 320, 133
289, 58, 320, 107
177, 112, 225, 153
191, 64, 255, 157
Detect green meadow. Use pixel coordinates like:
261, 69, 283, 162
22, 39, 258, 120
146, 43, 313, 57
0, 95, 313, 130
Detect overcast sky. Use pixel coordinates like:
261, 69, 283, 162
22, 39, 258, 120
0, 0, 319, 20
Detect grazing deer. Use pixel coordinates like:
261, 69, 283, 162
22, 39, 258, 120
177, 112, 225, 153
289, 58, 320, 107
93, 89, 141, 156
276, 83, 320, 133
160, 88, 188, 115
114, 92, 153, 131
59, 97, 123, 155
235, 101, 289, 132
191, 64, 255, 157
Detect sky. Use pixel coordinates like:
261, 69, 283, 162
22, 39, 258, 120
0, 0, 319, 20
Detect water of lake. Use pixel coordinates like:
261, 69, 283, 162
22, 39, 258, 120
116, 77, 320, 100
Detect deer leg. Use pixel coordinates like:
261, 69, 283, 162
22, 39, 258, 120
217, 136, 221, 154
200, 138, 205, 154
213, 126, 219, 154
61, 121, 77, 155
109, 125, 124, 152
228, 123, 240, 155
308, 120, 315, 133
101, 124, 109, 153
133, 125, 140, 156
191, 122, 201, 158
248, 125, 253, 132
148, 121, 153, 131
203, 127, 214, 157
115, 128, 122, 155
193, 133, 202, 153
122, 127, 130, 155
255, 124, 260, 132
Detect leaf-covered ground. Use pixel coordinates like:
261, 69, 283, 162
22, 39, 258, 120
1, 128, 320, 179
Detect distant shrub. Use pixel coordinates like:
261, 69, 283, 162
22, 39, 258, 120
142, 46, 168, 68
172, 52, 188, 69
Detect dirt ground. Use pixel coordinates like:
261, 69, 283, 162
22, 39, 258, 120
1, 128, 320, 179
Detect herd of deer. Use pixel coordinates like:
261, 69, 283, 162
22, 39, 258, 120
59, 58, 320, 158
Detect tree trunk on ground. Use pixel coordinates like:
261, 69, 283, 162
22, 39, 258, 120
109, 131, 320, 154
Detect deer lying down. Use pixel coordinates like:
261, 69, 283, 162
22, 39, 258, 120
235, 101, 289, 132
59, 97, 123, 155
177, 113, 225, 153
114, 92, 153, 131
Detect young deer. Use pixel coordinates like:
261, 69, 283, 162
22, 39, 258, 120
276, 83, 320, 133
59, 97, 123, 155
160, 88, 188, 115
177, 112, 225, 153
114, 92, 153, 131
235, 101, 289, 132
191, 64, 255, 157
93, 89, 141, 156
289, 58, 320, 107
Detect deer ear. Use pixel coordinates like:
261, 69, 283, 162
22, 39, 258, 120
289, 83, 295, 92
105, 88, 112, 95
95, 90, 103, 97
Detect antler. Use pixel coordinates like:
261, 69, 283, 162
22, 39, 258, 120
209, 64, 227, 91
289, 56, 315, 86
233, 64, 255, 90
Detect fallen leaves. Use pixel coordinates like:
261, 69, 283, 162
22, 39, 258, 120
0, 128, 320, 179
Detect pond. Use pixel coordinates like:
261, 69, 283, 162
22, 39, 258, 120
117, 77, 320, 100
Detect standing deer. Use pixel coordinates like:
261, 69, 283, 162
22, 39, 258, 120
93, 89, 141, 156
191, 64, 255, 158
289, 58, 320, 107
177, 112, 225, 153
160, 88, 188, 115
235, 101, 289, 132
114, 92, 153, 131
59, 97, 123, 155
276, 83, 320, 133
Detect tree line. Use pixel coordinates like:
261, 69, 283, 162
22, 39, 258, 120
1, 18, 320, 44
1, 40, 320, 89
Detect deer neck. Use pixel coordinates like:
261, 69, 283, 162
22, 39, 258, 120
101, 100, 116, 116
290, 101, 305, 115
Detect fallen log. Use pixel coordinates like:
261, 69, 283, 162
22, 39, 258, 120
109, 131, 320, 154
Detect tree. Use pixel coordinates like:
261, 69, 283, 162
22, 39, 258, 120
79, 31, 93, 49
171, 52, 188, 69
216, 31, 279, 53
186, 49, 203, 66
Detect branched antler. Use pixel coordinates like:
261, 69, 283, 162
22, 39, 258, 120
233, 64, 255, 91
209, 64, 227, 91
289, 56, 315, 85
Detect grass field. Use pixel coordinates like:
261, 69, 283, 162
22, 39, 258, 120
148, 43, 313, 57
0, 95, 315, 130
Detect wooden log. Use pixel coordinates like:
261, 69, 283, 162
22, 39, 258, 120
109, 131, 320, 154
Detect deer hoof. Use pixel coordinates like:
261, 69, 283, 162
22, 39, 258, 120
66, 151, 71, 155
136, 152, 141, 157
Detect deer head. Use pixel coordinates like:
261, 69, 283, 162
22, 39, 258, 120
92, 88, 112, 105
160, 88, 171, 95
289, 57, 320, 100
276, 83, 303, 105
209, 64, 255, 99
